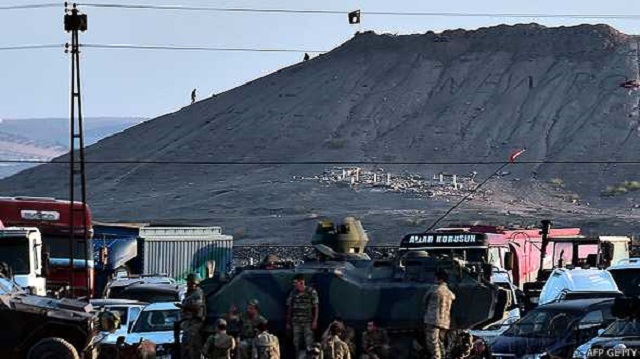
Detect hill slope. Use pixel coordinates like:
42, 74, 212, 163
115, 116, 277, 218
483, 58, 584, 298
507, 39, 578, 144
0, 117, 144, 179
2, 24, 640, 243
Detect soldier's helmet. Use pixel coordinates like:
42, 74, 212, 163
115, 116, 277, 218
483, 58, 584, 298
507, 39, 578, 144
215, 318, 227, 327
248, 299, 260, 308
186, 273, 200, 284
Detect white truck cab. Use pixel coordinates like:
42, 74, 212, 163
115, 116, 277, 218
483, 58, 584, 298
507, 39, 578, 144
538, 268, 622, 306
0, 227, 47, 295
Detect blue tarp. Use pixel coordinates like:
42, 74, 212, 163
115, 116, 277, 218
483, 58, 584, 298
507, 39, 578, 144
93, 236, 138, 271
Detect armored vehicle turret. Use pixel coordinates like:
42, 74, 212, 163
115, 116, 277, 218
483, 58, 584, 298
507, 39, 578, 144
310, 216, 370, 261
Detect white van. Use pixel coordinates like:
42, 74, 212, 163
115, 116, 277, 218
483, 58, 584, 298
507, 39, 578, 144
538, 268, 623, 306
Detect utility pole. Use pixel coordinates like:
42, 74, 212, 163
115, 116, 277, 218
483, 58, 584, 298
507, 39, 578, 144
64, 2, 90, 298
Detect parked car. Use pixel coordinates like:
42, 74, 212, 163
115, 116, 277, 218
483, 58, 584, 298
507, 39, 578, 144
90, 299, 147, 359
607, 258, 640, 296
91, 298, 147, 333
490, 298, 618, 359
121, 302, 182, 358
102, 274, 178, 298
469, 315, 520, 346
572, 317, 640, 358
107, 283, 185, 303
538, 268, 622, 305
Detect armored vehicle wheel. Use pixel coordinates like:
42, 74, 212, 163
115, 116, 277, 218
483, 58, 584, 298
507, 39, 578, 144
27, 338, 80, 359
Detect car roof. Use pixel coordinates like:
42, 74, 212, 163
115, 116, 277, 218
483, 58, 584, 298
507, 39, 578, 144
90, 298, 148, 306
107, 276, 177, 288
120, 283, 180, 293
538, 297, 615, 311
142, 302, 181, 311
548, 268, 619, 292
608, 258, 640, 270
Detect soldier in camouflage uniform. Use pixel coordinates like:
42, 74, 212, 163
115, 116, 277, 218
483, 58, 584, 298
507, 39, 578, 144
176, 273, 206, 359
286, 273, 319, 358
252, 318, 280, 359
204, 318, 237, 359
321, 322, 351, 359
360, 321, 390, 359
321, 316, 355, 357
227, 299, 267, 359
423, 270, 456, 359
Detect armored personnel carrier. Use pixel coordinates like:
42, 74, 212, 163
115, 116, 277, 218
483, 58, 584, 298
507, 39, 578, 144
202, 217, 510, 358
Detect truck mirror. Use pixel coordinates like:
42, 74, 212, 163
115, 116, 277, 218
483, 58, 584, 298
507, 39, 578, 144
41, 252, 50, 278
504, 252, 514, 271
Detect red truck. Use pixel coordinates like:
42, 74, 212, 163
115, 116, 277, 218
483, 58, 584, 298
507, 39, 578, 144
0, 196, 94, 297
430, 224, 584, 289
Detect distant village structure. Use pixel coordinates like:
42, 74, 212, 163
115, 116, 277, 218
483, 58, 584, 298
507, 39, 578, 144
296, 167, 484, 199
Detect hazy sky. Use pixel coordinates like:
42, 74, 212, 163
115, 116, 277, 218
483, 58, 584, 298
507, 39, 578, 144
2, 0, 640, 120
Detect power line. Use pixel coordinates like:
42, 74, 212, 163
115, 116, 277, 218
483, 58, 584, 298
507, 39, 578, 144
81, 43, 327, 53
0, 44, 62, 51
75, 3, 640, 20
0, 3, 59, 10
5, 43, 640, 58
3, 159, 640, 165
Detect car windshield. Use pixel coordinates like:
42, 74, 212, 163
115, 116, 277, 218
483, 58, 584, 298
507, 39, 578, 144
609, 269, 640, 296
132, 308, 180, 333
503, 309, 579, 338
602, 318, 640, 337
0, 239, 30, 274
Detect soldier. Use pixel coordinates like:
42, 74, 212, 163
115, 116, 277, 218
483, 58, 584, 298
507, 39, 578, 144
228, 299, 267, 359
321, 322, 351, 359
204, 318, 237, 359
360, 321, 390, 359
423, 270, 456, 359
191, 88, 197, 104
252, 318, 280, 359
286, 273, 319, 357
321, 316, 355, 357
176, 273, 206, 359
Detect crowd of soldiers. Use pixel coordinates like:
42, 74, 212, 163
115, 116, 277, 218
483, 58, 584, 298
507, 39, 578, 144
176, 270, 456, 359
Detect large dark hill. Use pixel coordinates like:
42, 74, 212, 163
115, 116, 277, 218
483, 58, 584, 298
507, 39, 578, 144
3, 23, 640, 243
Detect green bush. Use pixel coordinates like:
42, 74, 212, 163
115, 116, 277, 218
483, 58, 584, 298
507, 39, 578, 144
325, 138, 347, 149
549, 178, 564, 187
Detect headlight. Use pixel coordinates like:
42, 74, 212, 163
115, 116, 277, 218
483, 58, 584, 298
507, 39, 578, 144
521, 353, 547, 359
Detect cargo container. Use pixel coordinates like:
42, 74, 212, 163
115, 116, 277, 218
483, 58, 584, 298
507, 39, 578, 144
93, 224, 233, 293
138, 227, 233, 282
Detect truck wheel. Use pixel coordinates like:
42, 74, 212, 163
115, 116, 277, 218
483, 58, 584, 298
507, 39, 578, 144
27, 338, 80, 359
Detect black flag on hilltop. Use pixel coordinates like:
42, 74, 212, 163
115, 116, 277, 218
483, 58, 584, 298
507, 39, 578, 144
348, 10, 360, 24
